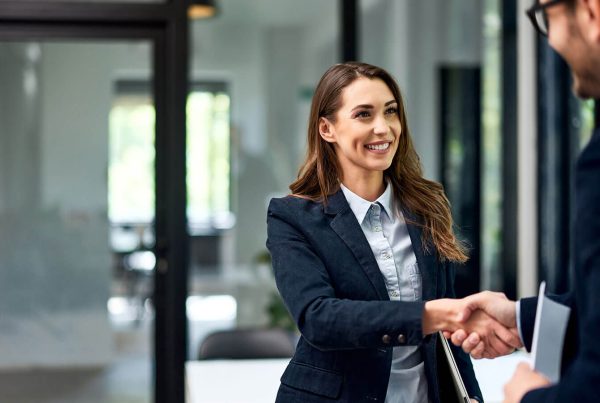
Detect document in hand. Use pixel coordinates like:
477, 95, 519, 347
436, 331, 469, 403
531, 281, 571, 383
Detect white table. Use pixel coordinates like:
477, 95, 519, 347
185, 352, 529, 403
471, 351, 530, 403
186, 359, 289, 403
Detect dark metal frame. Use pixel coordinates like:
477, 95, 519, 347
501, 0, 518, 300
340, 0, 358, 61
439, 66, 482, 298
0, 2, 189, 402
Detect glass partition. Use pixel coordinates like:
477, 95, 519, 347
0, 40, 154, 403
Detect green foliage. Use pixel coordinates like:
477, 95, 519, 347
266, 291, 297, 333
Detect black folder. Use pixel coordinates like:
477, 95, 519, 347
436, 331, 470, 403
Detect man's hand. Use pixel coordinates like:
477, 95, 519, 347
459, 307, 521, 358
461, 291, 517, 327
445, 291, 523, 359
503, 362, 550, 403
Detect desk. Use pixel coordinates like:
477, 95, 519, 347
471, 351, 530, 403
185, 352, 529, 403
186, 359, 289, 403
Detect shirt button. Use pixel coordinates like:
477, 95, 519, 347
382, 334, 392, 344
374, 226, 382, 232
383, 253, 391, 260
397, 334, 406, 344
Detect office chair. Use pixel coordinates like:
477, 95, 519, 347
197, 327, 296, 360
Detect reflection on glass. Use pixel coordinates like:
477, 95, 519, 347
0, 40, 153, 402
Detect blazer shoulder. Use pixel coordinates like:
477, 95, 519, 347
268, 195, 324, 218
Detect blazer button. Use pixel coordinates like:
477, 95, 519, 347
397, 334, 406, 344
382, 334, 392, 344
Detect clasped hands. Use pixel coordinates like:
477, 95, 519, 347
423, 291, 522, 358
423, 291, 551, 402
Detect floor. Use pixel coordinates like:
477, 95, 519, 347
0, 324, 152, 403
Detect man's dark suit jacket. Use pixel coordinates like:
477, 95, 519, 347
266, 190, 482, 402
519, 127, 600, 402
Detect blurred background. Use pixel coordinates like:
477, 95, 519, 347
0, 0, 596, 401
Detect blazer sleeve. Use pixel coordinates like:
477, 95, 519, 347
519, 292, 578, 353
444, 261, 484, 401
520, 287, 599, 402
266, 197, 426, 351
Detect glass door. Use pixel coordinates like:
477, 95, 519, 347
0, 39, 155, 403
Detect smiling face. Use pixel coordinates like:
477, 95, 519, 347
318, 77, 401, 187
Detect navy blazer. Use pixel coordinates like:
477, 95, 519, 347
267, 190, 482, 402
518, 127, 600, 402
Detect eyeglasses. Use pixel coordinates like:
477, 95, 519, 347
526, 0, 569, 36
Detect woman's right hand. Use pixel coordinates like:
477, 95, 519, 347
423, 297, 521, 358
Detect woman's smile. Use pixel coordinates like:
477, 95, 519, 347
365, 141, 393, 153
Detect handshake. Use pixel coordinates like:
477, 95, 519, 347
423, 291, 523, 359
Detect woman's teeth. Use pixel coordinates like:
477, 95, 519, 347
366, 143, 390, 151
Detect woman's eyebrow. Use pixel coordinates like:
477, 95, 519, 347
350, 100, 396, 112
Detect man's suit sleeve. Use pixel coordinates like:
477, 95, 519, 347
519, 284, 599, 402
518, 293, 577, 352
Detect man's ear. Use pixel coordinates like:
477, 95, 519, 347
319, 117, 337, 143
582, 0, 600, 43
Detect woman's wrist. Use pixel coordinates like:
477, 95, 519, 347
422, 298, 461, 335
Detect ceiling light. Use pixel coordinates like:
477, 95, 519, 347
188, 0, 218, 19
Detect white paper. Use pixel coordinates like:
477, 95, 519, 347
530, 281, 571, 383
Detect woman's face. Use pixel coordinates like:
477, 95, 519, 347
319, 77, 401, 181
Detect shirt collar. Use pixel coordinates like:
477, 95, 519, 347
340, 182, 396, 224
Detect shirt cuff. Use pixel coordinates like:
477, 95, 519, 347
516, 300, 525, 345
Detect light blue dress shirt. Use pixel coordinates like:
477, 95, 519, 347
341, 183, 430, 403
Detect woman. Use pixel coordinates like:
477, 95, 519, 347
266, 62, 515, 403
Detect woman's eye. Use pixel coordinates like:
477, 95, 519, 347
385, 106, 398, 115
355, 111, 370, 118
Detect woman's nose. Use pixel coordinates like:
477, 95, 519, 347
373, 116, 389, 135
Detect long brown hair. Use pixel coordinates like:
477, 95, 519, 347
290, 62, 468, 263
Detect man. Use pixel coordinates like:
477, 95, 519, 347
449, 0, 600, 402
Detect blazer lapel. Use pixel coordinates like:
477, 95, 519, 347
403, 209, 438, 301
325, 191, 389, 300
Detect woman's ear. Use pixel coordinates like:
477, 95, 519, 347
319, 117, 336, 143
